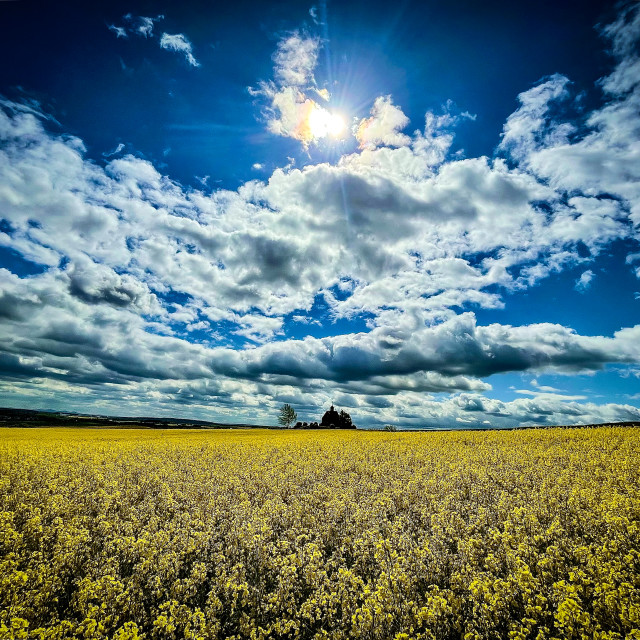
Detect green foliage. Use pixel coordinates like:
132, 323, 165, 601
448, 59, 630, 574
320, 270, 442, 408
277, 403, 297, 428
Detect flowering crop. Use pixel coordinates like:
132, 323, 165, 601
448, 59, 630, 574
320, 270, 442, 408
0, 426, 639, 639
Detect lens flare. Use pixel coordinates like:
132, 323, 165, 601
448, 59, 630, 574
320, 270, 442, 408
307, 104, 346, 140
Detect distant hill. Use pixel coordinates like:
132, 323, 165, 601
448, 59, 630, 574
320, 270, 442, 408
0, 407, 638, 430
0, 407, 272, 429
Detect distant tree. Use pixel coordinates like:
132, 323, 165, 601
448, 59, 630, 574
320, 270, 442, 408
278, 403, 297, 428
339, 410, 353, 429
384, 424, 397, 432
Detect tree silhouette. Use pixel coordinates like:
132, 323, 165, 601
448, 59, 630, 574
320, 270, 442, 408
339, 410, 353, 429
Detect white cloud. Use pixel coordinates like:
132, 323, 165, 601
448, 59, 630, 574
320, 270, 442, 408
250, 33, 347, 147
136, 15, 160, 38
501, 8, 640, 228
111, 14, 164, 39
272, 32, 320, 87
401, 393, 640, 429
102, 142, 125, 158
356, 96, 411, 149
159, 33, 200, 67
250, 83, 345, 147
3, 5, 640, 424
108, 25, 127, 39
575, 269, 595, 292
108, 15, 200, 68
512, 389, 586, 400
531, 379, 562, 392
498, 73, 572, 161
66, 255, 159, 314
626, 252, 640, 264
309, 6, 321, 26
600, 3, 640, 58
627, 252, 640, 278
259, 85, 316, 141
0, 83, 633, 337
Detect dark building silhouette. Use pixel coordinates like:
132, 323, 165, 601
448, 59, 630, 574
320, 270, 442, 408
320, 405, 340, 427
291, 406, 356, 429
320, 405, 356, 429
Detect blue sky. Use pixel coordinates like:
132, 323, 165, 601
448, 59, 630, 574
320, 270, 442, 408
0, 0, 639, 428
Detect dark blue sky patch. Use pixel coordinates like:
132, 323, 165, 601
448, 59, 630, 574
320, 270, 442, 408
0, 246, 48, 277
282, 291, 373, 340
153, 288, 192, 308
475, 239, 640, 335
0, 0, 615, 185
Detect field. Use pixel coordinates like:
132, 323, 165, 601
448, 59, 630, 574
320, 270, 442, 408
0, 427, 639, 640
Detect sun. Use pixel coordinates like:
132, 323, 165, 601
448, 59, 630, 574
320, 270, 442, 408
307, 104, 346, 140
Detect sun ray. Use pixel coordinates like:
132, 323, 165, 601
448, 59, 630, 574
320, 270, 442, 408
307, 103, 346, 140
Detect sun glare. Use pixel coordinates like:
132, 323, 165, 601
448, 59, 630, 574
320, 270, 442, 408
308, 104, 346, 140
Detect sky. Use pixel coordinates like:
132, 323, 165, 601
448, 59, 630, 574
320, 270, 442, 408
0, 0, 639, 429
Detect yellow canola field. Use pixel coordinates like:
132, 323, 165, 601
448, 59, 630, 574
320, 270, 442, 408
0, 427, 639, 640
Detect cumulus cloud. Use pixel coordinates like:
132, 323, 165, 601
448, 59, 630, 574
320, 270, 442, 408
356, 96, 411, 149
255, 85, 317, 142
251, 83, 344, 147
418, 393, 640, 429
159, 33, 200, 67
1, 252, 637, 426
66, 256, 159, 313
227, 313, 640, 386
2, 5, 640, 425
501, 7, 640, 226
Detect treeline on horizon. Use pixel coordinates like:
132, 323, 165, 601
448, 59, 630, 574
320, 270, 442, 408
0, 406, 639, 431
